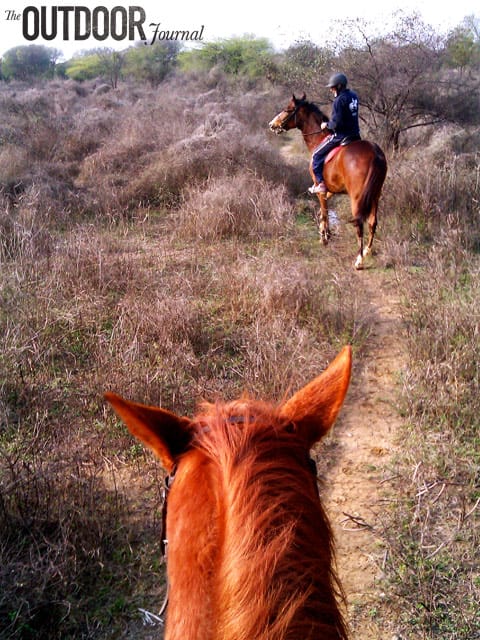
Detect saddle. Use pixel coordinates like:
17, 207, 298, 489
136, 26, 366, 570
325, 135, 361, 164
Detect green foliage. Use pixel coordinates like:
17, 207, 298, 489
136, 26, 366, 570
179, 36, 275, 78
2, 45, 62, 80
446, 16, 480, 71
65, 51, 105, 81
66, 48, 125, 87
124, 41, 180, 85
280, 39, 332, 92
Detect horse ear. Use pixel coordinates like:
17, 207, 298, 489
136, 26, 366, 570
300, 92, 307, 101
280, 346, 352, 446
104, 392, 192, 472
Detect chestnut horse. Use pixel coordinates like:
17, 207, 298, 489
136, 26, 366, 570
269, 94, 387, 270
105, 346, 352, 639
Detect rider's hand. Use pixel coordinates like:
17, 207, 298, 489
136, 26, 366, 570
321, 122, 329, 130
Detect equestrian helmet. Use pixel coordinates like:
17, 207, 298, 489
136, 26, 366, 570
326, 73, 348, 88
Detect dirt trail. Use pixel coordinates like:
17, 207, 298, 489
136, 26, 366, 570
323, 265, 405, 638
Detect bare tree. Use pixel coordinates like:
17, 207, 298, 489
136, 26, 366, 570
335, 14, 445, 149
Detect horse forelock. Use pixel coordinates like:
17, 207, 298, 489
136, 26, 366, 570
192, 398, 286, 450
183, 399, 347, 639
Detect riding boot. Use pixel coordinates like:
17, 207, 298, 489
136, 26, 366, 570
308, 181, 327, 194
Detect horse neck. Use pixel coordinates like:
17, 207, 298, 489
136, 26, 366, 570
298, 110, 330, 152
196, 410, 347, 639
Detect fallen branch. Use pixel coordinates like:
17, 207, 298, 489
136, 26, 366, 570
340, 512, 373, 531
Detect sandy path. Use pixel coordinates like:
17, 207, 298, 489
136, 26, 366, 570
323, 266, 405, 638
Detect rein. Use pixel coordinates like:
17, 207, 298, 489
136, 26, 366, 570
161, 465, 177, 558
303, 129, 326, 136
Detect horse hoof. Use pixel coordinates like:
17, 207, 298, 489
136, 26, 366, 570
354, 256, 364, 270
320, 232, 329, 245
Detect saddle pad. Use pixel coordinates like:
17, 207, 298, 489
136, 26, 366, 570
325, 146, 342, 164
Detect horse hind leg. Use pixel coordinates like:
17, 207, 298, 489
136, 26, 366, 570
363, 205, 378, 259
352, 217, 365, 270
352, 194, 379, 269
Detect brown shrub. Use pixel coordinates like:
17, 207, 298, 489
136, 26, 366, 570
0, 144, 29, 182
174, 173, 295, 240
78, 113, 306, 216
379, 137, 480, 267
0, 76, 362, 640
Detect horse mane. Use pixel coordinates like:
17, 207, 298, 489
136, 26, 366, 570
191, 399, 348, 639
296, 97, 329, 124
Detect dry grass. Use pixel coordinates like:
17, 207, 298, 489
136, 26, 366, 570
382, 250, 480, 637
376, 145, 480, 638
0, 226, 367, 637
0, 74, 479, 639
0, 186, 366, 639
175, 174, 295, 240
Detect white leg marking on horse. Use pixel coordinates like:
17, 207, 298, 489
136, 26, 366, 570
355, 254, 364, 270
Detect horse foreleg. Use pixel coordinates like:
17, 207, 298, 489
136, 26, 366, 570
317, 192, 330, 245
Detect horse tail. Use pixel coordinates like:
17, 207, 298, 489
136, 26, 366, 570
356, 143, 387, 223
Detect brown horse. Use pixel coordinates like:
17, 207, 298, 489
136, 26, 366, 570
105, 346, 352, 639
269, 94, 387, 270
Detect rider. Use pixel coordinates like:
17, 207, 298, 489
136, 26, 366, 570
309, 73, 361, 194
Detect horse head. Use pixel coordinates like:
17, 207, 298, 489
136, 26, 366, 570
105, 346, 352, 639
268, 92, 308, 133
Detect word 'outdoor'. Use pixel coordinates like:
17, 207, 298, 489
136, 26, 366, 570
22, 5, 147, 41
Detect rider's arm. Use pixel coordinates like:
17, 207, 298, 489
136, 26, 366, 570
326, 94, 344, 132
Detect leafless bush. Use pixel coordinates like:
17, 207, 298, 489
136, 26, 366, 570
0, 169, 86, 264
0, 78, 346, 639
0, 78, 305, 224
0, 189, 52, 264
70, 82, 306, 217
0, 439, 157, 640
0, 144, 29, 183
379, 137, 480, 268
82, 121, 305, 216
175, 173, 294, 240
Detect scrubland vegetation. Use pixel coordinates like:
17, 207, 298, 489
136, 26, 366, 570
0, 12, 479, 639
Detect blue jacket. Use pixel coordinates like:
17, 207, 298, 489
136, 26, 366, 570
327, 88, 360, 138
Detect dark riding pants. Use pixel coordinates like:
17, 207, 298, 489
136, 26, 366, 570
311, 134, 343, 183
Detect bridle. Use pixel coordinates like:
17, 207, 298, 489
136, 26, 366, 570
160, 464, 177, 559
158, 463, 177, 618
276, 102, 326, 137
277, 105, 300, 130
